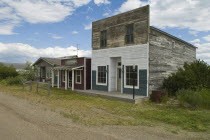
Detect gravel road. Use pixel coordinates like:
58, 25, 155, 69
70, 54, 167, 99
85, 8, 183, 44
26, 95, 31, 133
0, 92, 208, 140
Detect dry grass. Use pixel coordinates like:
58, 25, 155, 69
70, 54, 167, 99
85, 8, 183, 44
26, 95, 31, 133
0, 84, 210, 132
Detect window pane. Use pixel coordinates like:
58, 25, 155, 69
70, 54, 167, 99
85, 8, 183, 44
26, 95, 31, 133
101, 31, 107, 47
98, 66, 106, 84
126, 25, 134, 44
76, 70, 81, 83
126, 66, 137, 86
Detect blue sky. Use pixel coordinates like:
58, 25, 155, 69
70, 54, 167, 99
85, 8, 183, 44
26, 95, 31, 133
0, 0, 210, 64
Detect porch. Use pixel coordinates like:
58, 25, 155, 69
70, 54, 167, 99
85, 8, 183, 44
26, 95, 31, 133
52, 65, 84, 90
75, 90, 148, 104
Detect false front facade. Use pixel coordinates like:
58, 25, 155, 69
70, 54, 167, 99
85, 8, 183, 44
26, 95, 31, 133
91, 5, 196, 96
53, 56, 91, 90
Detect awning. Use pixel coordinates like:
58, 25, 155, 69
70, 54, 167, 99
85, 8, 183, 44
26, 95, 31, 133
53, 65, 84, 70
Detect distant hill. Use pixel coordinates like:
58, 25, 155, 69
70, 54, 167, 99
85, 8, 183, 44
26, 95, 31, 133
0, 62, 26, 71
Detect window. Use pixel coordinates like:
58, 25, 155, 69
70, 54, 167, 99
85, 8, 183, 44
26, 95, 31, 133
101, 30, 107, 48
126, 66, 137, 86
97, 66, 107, 84
76, 70, 81, 84
125, 24, 134, 44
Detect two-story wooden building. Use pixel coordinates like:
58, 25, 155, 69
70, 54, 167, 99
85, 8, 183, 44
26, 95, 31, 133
53, 56, 91, 90
91, 5, 196, 96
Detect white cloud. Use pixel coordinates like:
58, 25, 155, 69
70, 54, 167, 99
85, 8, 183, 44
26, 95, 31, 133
194, 43, 210, 63
189, 30, 199, 36
0, 42, 91, 63
190, 39, 200, 44
84, 23, 92, 30
203, 35, 210, 42
94, 0, 110, 6
72, 31, 79, 34
48, 33, 63, 39
0, 0, 92, 35
110, 0, 210, 32
115, 0, 147, 14
0, 24, 18, 35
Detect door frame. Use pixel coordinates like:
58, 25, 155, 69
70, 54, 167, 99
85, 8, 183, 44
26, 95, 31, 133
116, 61, 122, 92
68, 71, 72, 89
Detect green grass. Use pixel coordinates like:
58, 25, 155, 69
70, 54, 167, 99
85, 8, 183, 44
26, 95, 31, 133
0, 84, 210, 132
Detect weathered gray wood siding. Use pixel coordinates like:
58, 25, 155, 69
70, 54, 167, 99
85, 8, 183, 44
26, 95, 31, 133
92, 5, 150, 50
35, 60, 53, 81
149, 28, 197, 93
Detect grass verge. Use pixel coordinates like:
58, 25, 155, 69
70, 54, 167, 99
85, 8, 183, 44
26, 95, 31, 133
0, 84, 209, 132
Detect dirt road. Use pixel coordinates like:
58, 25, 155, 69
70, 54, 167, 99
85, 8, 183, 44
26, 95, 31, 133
0, 92, 208, 140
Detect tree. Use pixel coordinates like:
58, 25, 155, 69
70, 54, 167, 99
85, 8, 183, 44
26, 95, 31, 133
19, 62, 38, 81
0, 63, 18, 80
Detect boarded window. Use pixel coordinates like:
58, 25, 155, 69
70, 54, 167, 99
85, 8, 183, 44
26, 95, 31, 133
101, 30, 107, 48
125, 24, 134, 44
97, 66, 106, 84
76, 70, 81, 84
126, 66, 137, 86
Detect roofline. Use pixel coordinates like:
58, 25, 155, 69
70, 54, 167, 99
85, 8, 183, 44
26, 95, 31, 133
92, 5, 150, 24
72, 65, 84, 70
150, 26, 197, 49
33, 57, 58, 66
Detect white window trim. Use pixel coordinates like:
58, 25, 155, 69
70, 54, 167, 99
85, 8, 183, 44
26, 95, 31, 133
75, 70, 82, 84
96, 65, 107, 86
124, 65, 139, 89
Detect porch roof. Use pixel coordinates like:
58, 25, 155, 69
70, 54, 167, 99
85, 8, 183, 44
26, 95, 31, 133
53, 65, 84, 70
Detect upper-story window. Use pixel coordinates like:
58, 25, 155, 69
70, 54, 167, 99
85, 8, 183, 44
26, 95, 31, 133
101, 30, 107, 48
125, 24, 134, 44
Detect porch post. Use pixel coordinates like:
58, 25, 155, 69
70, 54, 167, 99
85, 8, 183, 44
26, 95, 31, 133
51, 69, 54, 88
65, 70, 68, 90
57, 70, 60, 88
72, 70, 74, 90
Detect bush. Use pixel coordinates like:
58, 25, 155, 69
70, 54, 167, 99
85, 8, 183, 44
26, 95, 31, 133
177, 89, 210, 109
162, 60, 210, 96
19, 62, 37, 81
0, 63, 18, 79
3, 76, 23, 85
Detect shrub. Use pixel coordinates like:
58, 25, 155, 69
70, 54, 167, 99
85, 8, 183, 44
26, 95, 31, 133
0, 63, 18, 79
4, 76, 23, 85
177, 89, 210, 109
162, 60, 210, 96
19, 62, 37, 81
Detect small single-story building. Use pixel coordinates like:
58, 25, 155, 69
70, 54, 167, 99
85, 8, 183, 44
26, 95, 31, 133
33, 57, 61, 82
52, 56, 91, 90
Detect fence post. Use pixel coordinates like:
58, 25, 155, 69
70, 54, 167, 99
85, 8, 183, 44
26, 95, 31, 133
36, 81, 38, 93
22, 82, 24, 90
48, 81, 50, 96
30, 80, 32, 92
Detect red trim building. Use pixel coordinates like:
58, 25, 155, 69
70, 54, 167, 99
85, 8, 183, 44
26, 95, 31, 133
52, 56, 91, 90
